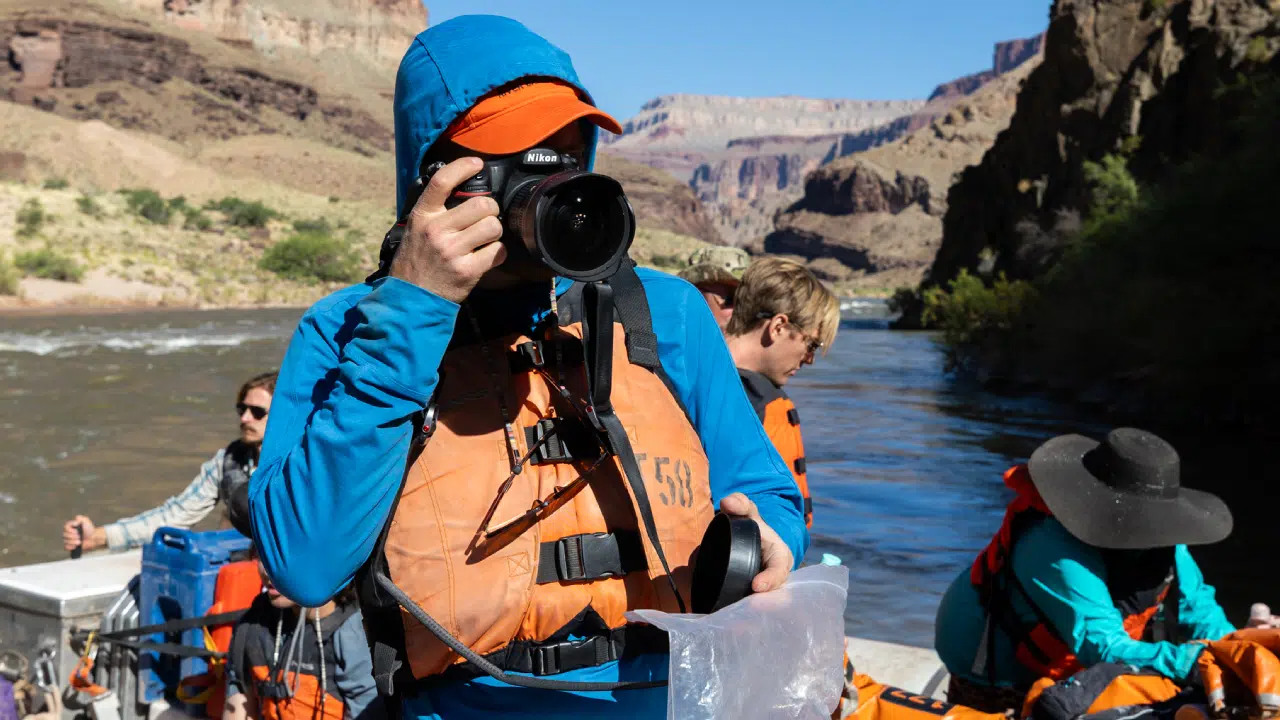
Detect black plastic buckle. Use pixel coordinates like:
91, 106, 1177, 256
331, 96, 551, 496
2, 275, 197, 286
515, 341, 545, 369
787, 407, 800, 426
554, 532, 624, 582
530, 636, 612, 676
794, 457, 807, 475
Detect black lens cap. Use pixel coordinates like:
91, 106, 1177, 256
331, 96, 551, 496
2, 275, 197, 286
691, 512, 762, 614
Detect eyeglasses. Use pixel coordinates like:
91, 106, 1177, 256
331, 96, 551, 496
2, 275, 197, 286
237, 403, 268, 420
755, 312, 823, 355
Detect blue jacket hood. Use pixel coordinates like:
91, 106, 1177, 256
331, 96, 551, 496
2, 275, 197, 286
393, 15, 601, 217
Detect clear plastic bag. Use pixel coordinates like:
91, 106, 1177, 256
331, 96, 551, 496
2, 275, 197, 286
626, 563, 850, 720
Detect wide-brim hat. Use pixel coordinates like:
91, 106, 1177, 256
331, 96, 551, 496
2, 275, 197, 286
1027, 427, 1232, 550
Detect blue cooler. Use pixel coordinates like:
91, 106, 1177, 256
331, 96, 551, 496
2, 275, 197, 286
138, 527, 252, 702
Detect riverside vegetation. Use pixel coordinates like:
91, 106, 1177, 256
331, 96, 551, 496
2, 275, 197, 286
903, 74, 1280, 433
0, 179, 714, 307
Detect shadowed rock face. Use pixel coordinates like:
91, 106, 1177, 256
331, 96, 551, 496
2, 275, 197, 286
928, 0, 1280, 291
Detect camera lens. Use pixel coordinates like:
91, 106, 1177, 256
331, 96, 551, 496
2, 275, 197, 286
536, 174, 632, 278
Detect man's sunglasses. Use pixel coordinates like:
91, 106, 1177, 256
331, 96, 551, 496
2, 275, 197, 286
237, 403, 268, 420
755, 312, 822, 355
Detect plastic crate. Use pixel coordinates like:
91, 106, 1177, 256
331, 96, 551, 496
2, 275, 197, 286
138, 527, 252, 703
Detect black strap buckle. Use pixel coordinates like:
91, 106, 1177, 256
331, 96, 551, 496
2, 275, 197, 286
555, 532, 624, 582
530, 636, 613, 676
794, 457, 807, 475
787, 408, 800, 426
516, 341, 546, 369
525, 417, 601, 466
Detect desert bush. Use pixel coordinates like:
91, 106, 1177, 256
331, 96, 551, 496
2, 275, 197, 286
14, 246, 85, 282
259, 232, 361, 283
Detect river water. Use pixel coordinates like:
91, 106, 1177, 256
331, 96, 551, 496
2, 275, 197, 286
0, 301, 1198, 649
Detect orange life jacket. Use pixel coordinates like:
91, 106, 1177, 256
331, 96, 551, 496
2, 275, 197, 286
739, 369, 812, 527
969, 464, 1178, 683
1020, 663, 1186, 720
171, 560, 264, 719
227, 595, 349, 720
361, 274, 715, 689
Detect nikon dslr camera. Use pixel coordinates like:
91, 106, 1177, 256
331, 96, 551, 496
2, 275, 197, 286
398, 147, 635, 283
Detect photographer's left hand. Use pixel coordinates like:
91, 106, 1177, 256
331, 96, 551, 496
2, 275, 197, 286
719, 492, 795, 593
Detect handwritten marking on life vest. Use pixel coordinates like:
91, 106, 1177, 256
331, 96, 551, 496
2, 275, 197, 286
879, 688, 953, 716
507, 553, 530, 577
634, 454, 695, 508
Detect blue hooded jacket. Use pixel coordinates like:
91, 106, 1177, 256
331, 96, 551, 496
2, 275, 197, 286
248, 15, 807, 719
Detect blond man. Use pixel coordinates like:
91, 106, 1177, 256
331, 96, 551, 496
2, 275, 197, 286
725, 258, 840, 527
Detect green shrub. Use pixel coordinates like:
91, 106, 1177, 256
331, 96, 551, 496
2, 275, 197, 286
1082, 153, 1140, 219
15, 198, 46, 238
328, 196, 341, 204
184, 211, 214, 232
14, 246, 85, 282
1247, 37, 1271, 64
0, 255, 19, 295
887, 286, 919, 316
206, 197, 278, 227
167, 196, 190, 213
293, 217, 333, 235
76, 194, 103, 218
119, 188, 172, 225
921, 269, 1038, 350
42, 178, 69, 190
259, 232, 361, 283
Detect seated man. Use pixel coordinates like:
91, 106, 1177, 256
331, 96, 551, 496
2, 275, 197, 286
935, 428, 1238, 714
61, 371, 276, 554
677, 246, 750, 331
722, 257, 839, 528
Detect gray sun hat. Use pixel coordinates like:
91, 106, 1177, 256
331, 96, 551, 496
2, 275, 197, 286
678, 246, 750, 288
1026, 427, 1233, 550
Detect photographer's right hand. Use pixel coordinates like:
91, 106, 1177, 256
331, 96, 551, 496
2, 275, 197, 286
389, 156, 507, 303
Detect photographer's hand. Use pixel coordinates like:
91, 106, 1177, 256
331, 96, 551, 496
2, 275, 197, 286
720, 492, 795, 593
390, 157, 506, 303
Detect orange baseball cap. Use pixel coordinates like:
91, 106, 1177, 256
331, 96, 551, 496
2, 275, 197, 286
442, 80, 623, 154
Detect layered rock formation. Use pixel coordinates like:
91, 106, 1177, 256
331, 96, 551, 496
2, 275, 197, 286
117, 0, 426, 70
601, 95, 923, 184
1, 0, 402, 157
763, 59, 1040, 290
926, 0, 1280, 291
677, 34, 1045, 247
593, 153, 720, 245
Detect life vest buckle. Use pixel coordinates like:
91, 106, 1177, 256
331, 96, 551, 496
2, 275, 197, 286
554, 532, 625, 582
529, 635, 614, 676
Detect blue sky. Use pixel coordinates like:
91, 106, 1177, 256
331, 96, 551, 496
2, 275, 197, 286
422, 0, 1053, 120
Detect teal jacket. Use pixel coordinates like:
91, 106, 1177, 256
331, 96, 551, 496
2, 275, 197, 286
248, 15, 807, 719
935, 516, 1235, 689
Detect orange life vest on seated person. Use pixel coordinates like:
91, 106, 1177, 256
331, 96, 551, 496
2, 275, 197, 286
968, 464, 1179, 683
360, 273, 716, 689
227, 594, 349, 720
739, 369, 812, 528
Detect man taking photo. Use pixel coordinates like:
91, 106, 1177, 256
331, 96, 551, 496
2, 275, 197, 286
248, 14, 806, 719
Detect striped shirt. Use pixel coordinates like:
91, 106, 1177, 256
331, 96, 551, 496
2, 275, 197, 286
103, 446, 254, 551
